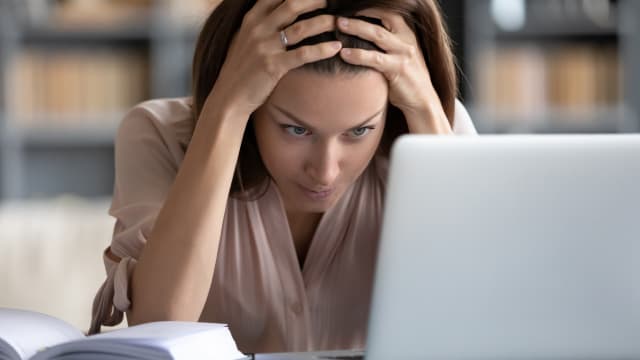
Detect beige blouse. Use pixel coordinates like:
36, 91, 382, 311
90, 97, 477, 353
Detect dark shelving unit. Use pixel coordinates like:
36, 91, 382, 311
464, 0, 638, 134
0, 0, 200, 200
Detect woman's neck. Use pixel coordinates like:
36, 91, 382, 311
286, 211, 323, 268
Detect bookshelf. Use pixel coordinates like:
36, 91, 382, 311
0, 0, 214, 200
463, 0, 639, 134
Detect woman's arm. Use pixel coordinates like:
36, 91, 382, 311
127, 96, 247, 325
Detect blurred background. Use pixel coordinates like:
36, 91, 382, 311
0, 0, 636, 331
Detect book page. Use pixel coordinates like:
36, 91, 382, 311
31, 321, 246, 360
93, 322, 246, 359
0, 308, 84, 359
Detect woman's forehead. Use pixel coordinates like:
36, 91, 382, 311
267, 69, 388, 129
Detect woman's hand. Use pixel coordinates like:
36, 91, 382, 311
205, 0, 342, 122
336, 9, 453, 135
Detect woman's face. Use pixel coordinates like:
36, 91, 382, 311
253, 69, 388, 215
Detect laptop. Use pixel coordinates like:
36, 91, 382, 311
255, 134, 640, 359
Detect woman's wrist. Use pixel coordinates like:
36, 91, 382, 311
198, 90, 251, 134
404, 97, 453, 135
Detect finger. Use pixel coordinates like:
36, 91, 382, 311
337, 17, 405, 53
266, 0, 327, 30
279, 41, 342, 71
355, 8, 412, 36
279, 15, 336, 47
339, 48, 397, 77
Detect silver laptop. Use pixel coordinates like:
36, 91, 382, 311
256, 134, 640, 359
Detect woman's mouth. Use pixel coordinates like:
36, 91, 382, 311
299, 185, 334, 201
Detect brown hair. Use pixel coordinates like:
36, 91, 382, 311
192, 0, 457, 197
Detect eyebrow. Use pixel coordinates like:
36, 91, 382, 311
270, 104, 385, 131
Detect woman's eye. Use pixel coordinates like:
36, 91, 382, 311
348, 127, 373, 138
284, 126, 310, 137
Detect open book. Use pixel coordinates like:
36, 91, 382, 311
0, 308, 246, 360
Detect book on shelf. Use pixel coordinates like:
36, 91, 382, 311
51, 0, 152, 29
44, 0, 221, 29
6, 49, 148, 127
0, 308, 246, 360
16, 0, 151, 28
476, 45, 546, 118
475, 44, 621, 121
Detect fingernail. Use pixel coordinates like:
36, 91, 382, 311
341, 48, 352, 56
338, 17, 349, 28
332, 42, 342, 50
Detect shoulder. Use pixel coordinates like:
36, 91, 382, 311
109, 99, 198, 215
453, 99, 478, 135
116, 97, 195, 151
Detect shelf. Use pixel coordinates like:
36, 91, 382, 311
19, 23, 152, 44
17, 18, 201, 44
482, 0, 619, 42
470, 106, 633, 134
7, 124, 118, 147
495, 19, 618, 39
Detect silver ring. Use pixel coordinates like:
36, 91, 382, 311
279, 30, 289, 48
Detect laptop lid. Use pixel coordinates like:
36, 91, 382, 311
366, 135, 640, 360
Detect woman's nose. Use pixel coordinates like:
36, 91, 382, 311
305, 142, 341, 187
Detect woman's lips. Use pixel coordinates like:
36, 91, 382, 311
299, 184, 334, 200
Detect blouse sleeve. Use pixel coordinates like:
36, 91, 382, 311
89, 100, 186, 334
453, 99, 478, 135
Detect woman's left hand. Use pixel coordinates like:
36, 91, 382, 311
337, 9, 453, 134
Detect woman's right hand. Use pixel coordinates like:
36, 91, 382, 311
204, 0, 342, 121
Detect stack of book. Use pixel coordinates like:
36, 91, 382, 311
475, 45, 620, 120
0, 308, 246, 360
6, 49, 148, 127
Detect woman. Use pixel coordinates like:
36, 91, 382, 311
90, 0, 477, 353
